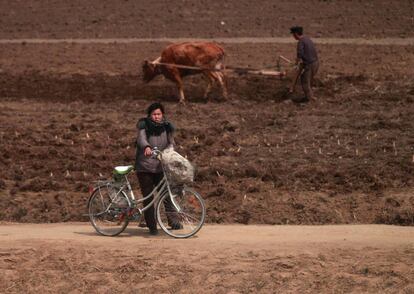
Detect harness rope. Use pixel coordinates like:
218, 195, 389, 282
151, 61, 221, 71
149, 55, 295, 76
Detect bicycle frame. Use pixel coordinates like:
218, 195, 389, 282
111, 165, 182, 218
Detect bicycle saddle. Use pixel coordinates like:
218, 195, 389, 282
113, 165, 134, 175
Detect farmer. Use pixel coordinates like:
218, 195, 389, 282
289, 26, 319, 103
135, 102, 181, 235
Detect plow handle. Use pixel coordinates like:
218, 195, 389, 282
289, 64, 303, 93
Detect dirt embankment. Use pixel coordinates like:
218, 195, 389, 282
0, 0, 414, 225
0, 42, 413, 225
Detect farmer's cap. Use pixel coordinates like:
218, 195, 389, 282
290, 26, 303, 35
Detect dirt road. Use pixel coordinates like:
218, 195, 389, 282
1, 37, 414, 45
1, 223, 413, 293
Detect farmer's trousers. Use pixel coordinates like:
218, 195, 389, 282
301, 61, 319, 100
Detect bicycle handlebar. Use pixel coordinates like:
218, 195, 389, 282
151, 147, 162, 159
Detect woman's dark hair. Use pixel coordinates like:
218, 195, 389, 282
146, 102, 165, 117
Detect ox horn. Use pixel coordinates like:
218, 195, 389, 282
151, 57, 161, 65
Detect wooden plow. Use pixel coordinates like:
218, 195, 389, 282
151, 55, 297, 79
149, 55, 303, 100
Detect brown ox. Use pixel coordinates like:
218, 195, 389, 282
142, 42, 227, 103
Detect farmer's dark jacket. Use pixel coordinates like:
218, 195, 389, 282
297, 36, 318, 65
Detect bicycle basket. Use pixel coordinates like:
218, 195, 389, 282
161, 148, 194, 184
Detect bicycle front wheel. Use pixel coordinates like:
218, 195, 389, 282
156, 187, 206, 238
88, 184, 130, 236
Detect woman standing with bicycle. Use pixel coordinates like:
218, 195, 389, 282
135, 102, 178, 235
88, 101, 205, 238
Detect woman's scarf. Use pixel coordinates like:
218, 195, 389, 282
137, 117, 174, 137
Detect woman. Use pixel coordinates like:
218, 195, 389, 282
135, 102, 177, 235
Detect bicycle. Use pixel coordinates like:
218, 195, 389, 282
87, 149, 206, 238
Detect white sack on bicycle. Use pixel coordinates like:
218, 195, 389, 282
161, 147, 194, 184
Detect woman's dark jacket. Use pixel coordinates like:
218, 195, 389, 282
135, 118, 175, 173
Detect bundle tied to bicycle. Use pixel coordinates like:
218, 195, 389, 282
161, 147, 195, 184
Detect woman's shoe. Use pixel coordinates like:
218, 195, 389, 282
149, 228, 159, 235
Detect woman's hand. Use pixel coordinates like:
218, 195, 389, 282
144, 146, 152, 157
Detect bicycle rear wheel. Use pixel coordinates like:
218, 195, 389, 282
156, 187, 206, 238
88, 184, 130, 236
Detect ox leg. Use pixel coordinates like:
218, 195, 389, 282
177, 80, 185, 104
203, 73, 215, 99
212, 72, 228, 99
171, 72, 185, 104
220, 72, 228, 99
